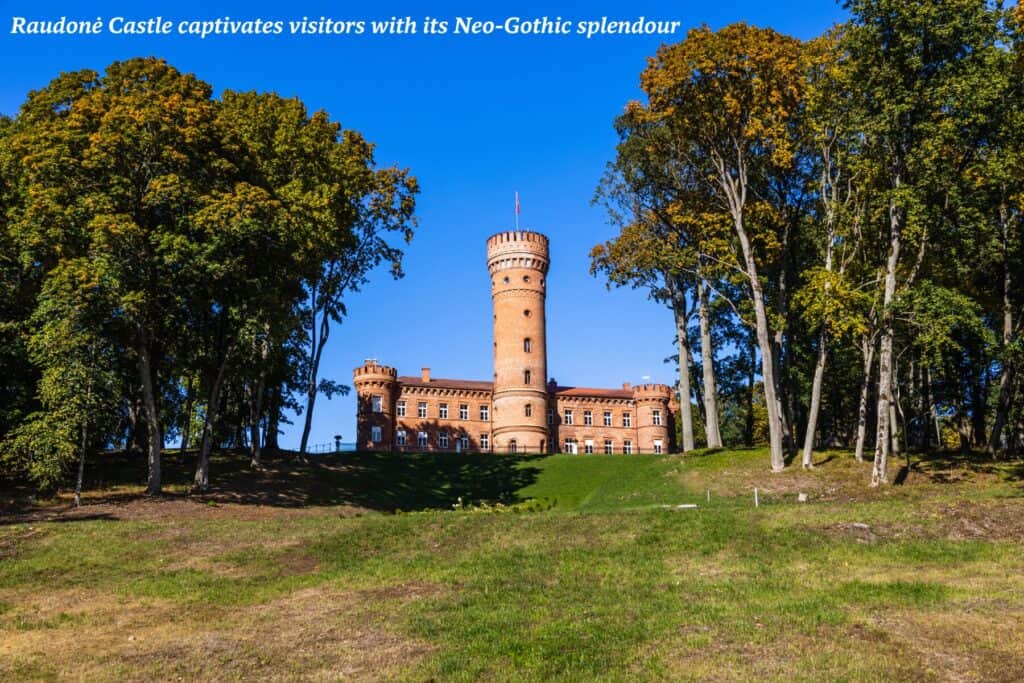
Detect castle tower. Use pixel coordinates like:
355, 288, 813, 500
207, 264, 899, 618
487, 231, 550, 453
633, 383, 673, 454
353, 360, 398, 450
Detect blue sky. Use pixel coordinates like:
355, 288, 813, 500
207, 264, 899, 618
0, 1, 846, 449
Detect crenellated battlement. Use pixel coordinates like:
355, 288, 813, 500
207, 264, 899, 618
486, 230, 550, 275
632, 383, 673, 401
353, 360, 398, 384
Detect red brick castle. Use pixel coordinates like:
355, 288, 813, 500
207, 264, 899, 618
354, 231, 677, 454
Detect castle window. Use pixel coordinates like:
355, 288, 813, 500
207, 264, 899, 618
480, 405, 489, 421
523, 309, 531, 317
583, 410, 593, 426
622, 412, 632, 428
525, 404, 532, 417
481, 433, 490, 450
564, 409, 574, 425
652, 409, 662, 426
397, 400, 406, 417
417, 431, 428, 448
623, 440, 633, 454
371, 395, 383, 413
503, 276, 510, 284
524, 338, 532, 352
524, 370, 532, 384
439, 432, 449, 449
603, 411, 612, 427
509, 439, 518, 454
604, 439, 613, 454
547, 408, 555, 425
460, 435, 470, 451
563, 438, 577, 454
654, 440, 663, 454
396, 430, 407, 447
439, 403, 449, 419
584, 440, 594, 454
523, 275, 531, 283
418, 402, 427, 419
459, 404, 469, 420
371, 426, 382, 443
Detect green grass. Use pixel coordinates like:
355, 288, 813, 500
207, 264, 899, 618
1, 448, 1023, 681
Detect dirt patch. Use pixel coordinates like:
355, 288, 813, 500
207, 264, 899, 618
818, 499, 1024, 543
0, 583, 441, 681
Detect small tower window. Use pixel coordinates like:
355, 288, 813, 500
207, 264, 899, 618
525, 404, 532, 417
523, 309, 531, 318
523, 275, 531, 283
524, 370, 532, 384
524, 338, 532, 352
652, 409, 662, 426
503, 276, 510, 284
371, 426, 382, 443
371, 395, 383, 413
509, 439, 518, 454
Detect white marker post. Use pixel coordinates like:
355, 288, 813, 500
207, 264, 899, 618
754, 488, 759, 508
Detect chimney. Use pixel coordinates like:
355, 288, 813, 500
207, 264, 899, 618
622, 382, 631, 391
421, 367, 431, 383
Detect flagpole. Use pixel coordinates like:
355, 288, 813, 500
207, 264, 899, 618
515, 191, 520, 231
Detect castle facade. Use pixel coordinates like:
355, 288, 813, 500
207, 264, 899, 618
354, 230, 677, 454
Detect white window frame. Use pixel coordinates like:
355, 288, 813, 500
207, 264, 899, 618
480, 433, 490, 450
417, 431, 428, 448
397, 400, 406, 417
652, 409, 662, 426
654, 440, 663, 454
439, 403, 449, 419
418, 402, 427, 419
564, 438, 578, 454
564, 409, 574, 426
604, 439, 613, 454
584, 439, 594, 454
459, 435, 470, 451
603, 411, 612, 427
371, 395, 383, 413
584, 410, 593, 426
459, 404, 469, 420
396, 430, 407, 446
371, 425, 382, 443
480, 405, 489, 421
622, 412, 632, 428
439, 432, 449, 449
623, 440, 633, 455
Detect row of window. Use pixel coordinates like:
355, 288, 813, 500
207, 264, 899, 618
562, 438, 663, 455
373, 399, 662, 428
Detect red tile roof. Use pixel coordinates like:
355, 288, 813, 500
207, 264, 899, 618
398, 376, 494, 392
553, 386, 634, 399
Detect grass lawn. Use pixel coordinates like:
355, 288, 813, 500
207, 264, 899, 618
1, 448, 1023, 681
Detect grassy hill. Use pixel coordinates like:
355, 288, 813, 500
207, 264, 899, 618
2, 448, 1023, 681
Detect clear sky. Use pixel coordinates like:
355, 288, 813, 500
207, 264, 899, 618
0, 0, 846, 449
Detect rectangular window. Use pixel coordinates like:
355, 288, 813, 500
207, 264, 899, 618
584, 439, 594, 454
623, 440, 633, 455
564, 410, 573, 426
439, 403, 449, 419
397, 400, 406, 417
652, 409, 662, 426
480, 405, 490, 421
564, 438, 577, 454
547, 408, 555, 425
459, 436, 469, 451
417, 431, 428, 448
439, 432, 449, 449
604, 439, 613, 454
603, 411, 612, 427
371, 395, 383, 413
622, 412, 632, 428
583, 410, 593, 426
371, 426, 382, 443
524, 370, 532, 384
459, 404, 469, 420
525, 404, 532, 417
480, 433, 490, 450
524, 338, 532, 352
654, 440, 663, 454
418, 402, 427, 419
396, 430, 407, 446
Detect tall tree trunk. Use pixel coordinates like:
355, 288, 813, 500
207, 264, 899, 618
194, 353, 229, 491
300, 279, 331, 456
672, 293, 696, 453
696, 275, 723, 448
250, 330, 270, 467
802, 332, 828, 468
872, 198, 902, 487
265, 385, 281, 453
855, 334, 875, 462
990, 205, 1015, 456
180, 375, 194, 455
74, 423, 87, 508
745, 330, 756, 447
137, 333, 163, 495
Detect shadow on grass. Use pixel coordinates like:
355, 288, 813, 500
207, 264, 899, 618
2, 449, 545, 519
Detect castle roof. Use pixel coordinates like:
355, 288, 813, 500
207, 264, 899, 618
397, 376, 495, 392
553, 386, 634, 399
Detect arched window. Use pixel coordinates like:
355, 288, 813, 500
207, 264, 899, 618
524, 338, 532, 352
524, 369, 532, 384
509, 439, 518, 454
525, 404, 533, 417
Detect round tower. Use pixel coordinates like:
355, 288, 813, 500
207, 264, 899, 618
633, 383, 673, 454
353, 360, 398, 451
487, 230, 550, 454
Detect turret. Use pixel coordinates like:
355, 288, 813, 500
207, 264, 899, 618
353, 360, 398, 451
487, 230, 550, 453
633, 383, 673, 454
